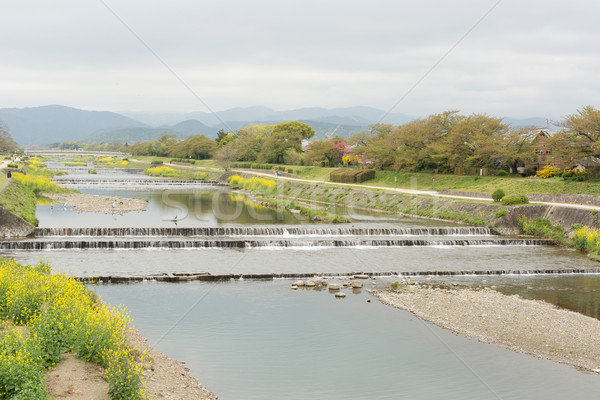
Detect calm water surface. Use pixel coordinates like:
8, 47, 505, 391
92, 280, 600, 400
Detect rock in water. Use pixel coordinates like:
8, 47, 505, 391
352, 280, 363, 289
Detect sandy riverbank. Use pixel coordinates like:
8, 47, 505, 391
44, 192, 148, 213
373, 284, 600, 373
44, 328, 217, 399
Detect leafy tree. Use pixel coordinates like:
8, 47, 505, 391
215, 142, 239, 171
304, 137, 349, 167
258, 130, 302, 164
257, 121, 314, 164
271, 121, 315, 140
168, 134, 215, 159
557, 105, 600, 160
0, 121, 20, 153
233, 124, 271, 161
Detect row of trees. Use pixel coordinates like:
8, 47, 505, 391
7, 105, 600, 173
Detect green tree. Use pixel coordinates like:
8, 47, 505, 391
271, 121, 315, 140
215, 141, 239, 171
304, 137, 348, 167
169, 134, 216, 159
558, 105, 600, 160
0, 121, 20, 153
257, 121, 314, 164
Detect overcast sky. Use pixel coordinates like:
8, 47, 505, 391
1, 0, 599, 119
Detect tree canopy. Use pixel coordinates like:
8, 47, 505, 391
0, 121, 20, 153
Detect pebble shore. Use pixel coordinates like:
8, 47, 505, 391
373, 284, 600, 373
45, 193, 147, 213
127, 329, 218, 400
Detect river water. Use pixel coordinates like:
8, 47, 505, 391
4, 163, 600, 399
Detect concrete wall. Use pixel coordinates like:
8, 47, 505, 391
0, 206, 35, 238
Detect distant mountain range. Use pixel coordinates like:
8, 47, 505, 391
0, 104, 556, 146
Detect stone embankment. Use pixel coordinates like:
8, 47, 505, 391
277, 180, 600, 235
0, 206, 35, 238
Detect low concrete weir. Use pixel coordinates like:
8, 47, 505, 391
34, 226, 493, 237
0, 238, 556, 250
52, 178, 223, 185
74, 269, 600, 283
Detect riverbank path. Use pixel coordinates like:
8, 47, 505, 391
228, 168, 600, 212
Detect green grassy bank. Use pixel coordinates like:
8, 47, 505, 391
0, 180, 38, 225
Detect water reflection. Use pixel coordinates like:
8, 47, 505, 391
36, 186, 440, 228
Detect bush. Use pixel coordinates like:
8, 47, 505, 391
330, 169, 376, 183
562, 169, 586, 182
192, 172, 208, 180
491, 188, 505, 202
496, 170, 507, 176
495, 208, 507, 218
355, 169, 376, 183
501, 194, 529, 206
145, 166, 177, 177
7, 163, 18, 168
150, 159, 164, 165
536, 165, 560, 179
227, 174, 276, 193
11, 173, 61, 194
170, 158, 195, 165
518, 216, 565, 241
522, 168, 536, 177
88, 169, 97, 174
573, 226, 600, 254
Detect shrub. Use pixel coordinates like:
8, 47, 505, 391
192, 172, 208, 180
88, 169, 97, 174
496, 170, 507, 177
562, 169, 586, 182
227, 174, 276, 193
145, 166, 177, 177
495, 208, 507, 218
7, 163, 18, 168
150, 159, 164, 165
355, 169, 376, 183
536, 165, 560, 179
491, 188, 505, 202
11, 173, 61, 194
330, 169, 376, 183
518, 216, 565, 241
501, 194, 529, 206
573, 226, 600, 254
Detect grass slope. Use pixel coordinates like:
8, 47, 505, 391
0, 180, 38, 225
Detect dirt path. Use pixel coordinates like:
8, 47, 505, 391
45, 354, 109, 399
374, 284, 600, 373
